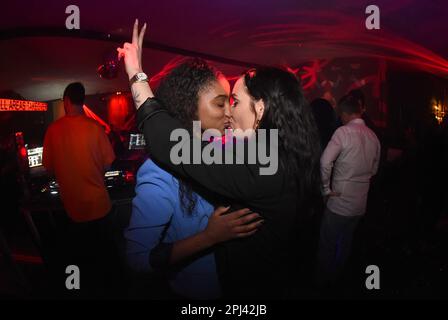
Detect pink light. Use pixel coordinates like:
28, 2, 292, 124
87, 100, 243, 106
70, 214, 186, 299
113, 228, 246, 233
149, 56, 187, 87
83, 105, 111, 134
244, 11, 448, 76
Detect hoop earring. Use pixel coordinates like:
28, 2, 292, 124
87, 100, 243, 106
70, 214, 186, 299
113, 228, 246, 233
253, 119, 260, 130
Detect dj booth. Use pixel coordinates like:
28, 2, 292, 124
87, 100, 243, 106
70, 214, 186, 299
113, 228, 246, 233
0, 98, 147, 287
19, 132, 147, 257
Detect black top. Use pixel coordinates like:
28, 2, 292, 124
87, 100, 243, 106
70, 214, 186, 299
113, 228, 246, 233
137, 98, 299, 299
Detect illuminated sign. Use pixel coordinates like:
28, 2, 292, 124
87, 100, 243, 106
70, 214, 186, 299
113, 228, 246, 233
28, 147, 43, 168
0, 99, 48, 111
104, 171, 121, 178
129, 133, 146, 150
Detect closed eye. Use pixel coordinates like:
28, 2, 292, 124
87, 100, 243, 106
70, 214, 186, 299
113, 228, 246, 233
213, 95, 228, 108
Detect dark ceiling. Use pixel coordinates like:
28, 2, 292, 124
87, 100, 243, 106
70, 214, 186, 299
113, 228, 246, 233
1, 0, 448, 100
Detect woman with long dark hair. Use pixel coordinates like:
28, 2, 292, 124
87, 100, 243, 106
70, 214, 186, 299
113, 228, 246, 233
125, 58, 262, 299
119, 20, 322, 298
232, 67, 322, 209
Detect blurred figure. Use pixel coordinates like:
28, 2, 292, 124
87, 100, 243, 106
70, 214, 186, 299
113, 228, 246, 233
317, 94, 381, 289
414, 112, 444, 240
311, 98, 338, 150
439, 115, 448, 228
43, 82, 119, 298
348, 89, 380, 138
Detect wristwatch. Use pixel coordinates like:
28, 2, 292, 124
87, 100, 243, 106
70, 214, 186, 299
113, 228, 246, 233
129, 72, 149, 85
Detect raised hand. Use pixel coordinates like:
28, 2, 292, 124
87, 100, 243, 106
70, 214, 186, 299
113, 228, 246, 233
117, 19, 154, 109
117, 19, 147, 80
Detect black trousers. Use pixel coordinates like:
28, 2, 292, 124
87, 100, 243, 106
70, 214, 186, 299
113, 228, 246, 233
47, 208, 125, 299
316, 208, 361, 288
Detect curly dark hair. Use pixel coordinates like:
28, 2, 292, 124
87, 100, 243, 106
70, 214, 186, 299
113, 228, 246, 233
155, 57, 223, 214
244, 66, 323, 217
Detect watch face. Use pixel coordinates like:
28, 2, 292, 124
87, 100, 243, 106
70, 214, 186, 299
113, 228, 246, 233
136, 73, 147, 81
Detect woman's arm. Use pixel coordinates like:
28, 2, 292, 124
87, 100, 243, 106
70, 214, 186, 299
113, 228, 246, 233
141, 108, 268, 200
169, 207, 263, 265
117, 19, 154, 108
125, 160, 263, 271
117, 21, 278, 201
128, 196, 261, 270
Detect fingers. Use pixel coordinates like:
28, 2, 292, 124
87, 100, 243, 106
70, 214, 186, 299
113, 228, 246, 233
230, 212, 260, 227
117, 43, 132, 60
138, 22, 147, 48
236, 229, 258, 238
227, 208, 252, 219
116, 48, 125, 60
213, 206, 230, 217
132, 19, 139, 44
234, 219, 264, 234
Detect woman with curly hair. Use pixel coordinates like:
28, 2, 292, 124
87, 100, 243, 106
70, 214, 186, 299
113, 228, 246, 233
125, 57, 263, 299
119, 20, 322, 298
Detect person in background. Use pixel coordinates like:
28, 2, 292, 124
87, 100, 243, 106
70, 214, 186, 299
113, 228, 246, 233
348, 89, 380, 138
317, 94, 381, 289
43, 82, 120, 298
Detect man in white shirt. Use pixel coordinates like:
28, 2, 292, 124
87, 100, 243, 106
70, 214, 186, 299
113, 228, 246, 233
317, 94, 380, 288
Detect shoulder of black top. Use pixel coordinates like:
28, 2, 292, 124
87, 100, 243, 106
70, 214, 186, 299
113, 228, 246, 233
137, 97, 168, 132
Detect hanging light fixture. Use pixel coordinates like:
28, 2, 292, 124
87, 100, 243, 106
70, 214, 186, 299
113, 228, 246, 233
97, 49, 120, 79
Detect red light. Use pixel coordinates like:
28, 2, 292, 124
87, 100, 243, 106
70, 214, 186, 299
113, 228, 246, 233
108, 95, 133, 131
20, 147, 27, 158
15, 131, 25, 147
221, 135, 226, 145
83, 105, 111, 134
1, 99, 47, 112
124, 171, 135, 183
250, 12, 448, 76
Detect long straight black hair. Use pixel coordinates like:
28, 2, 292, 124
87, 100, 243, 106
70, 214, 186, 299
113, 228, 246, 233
244, 67, 323, 215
